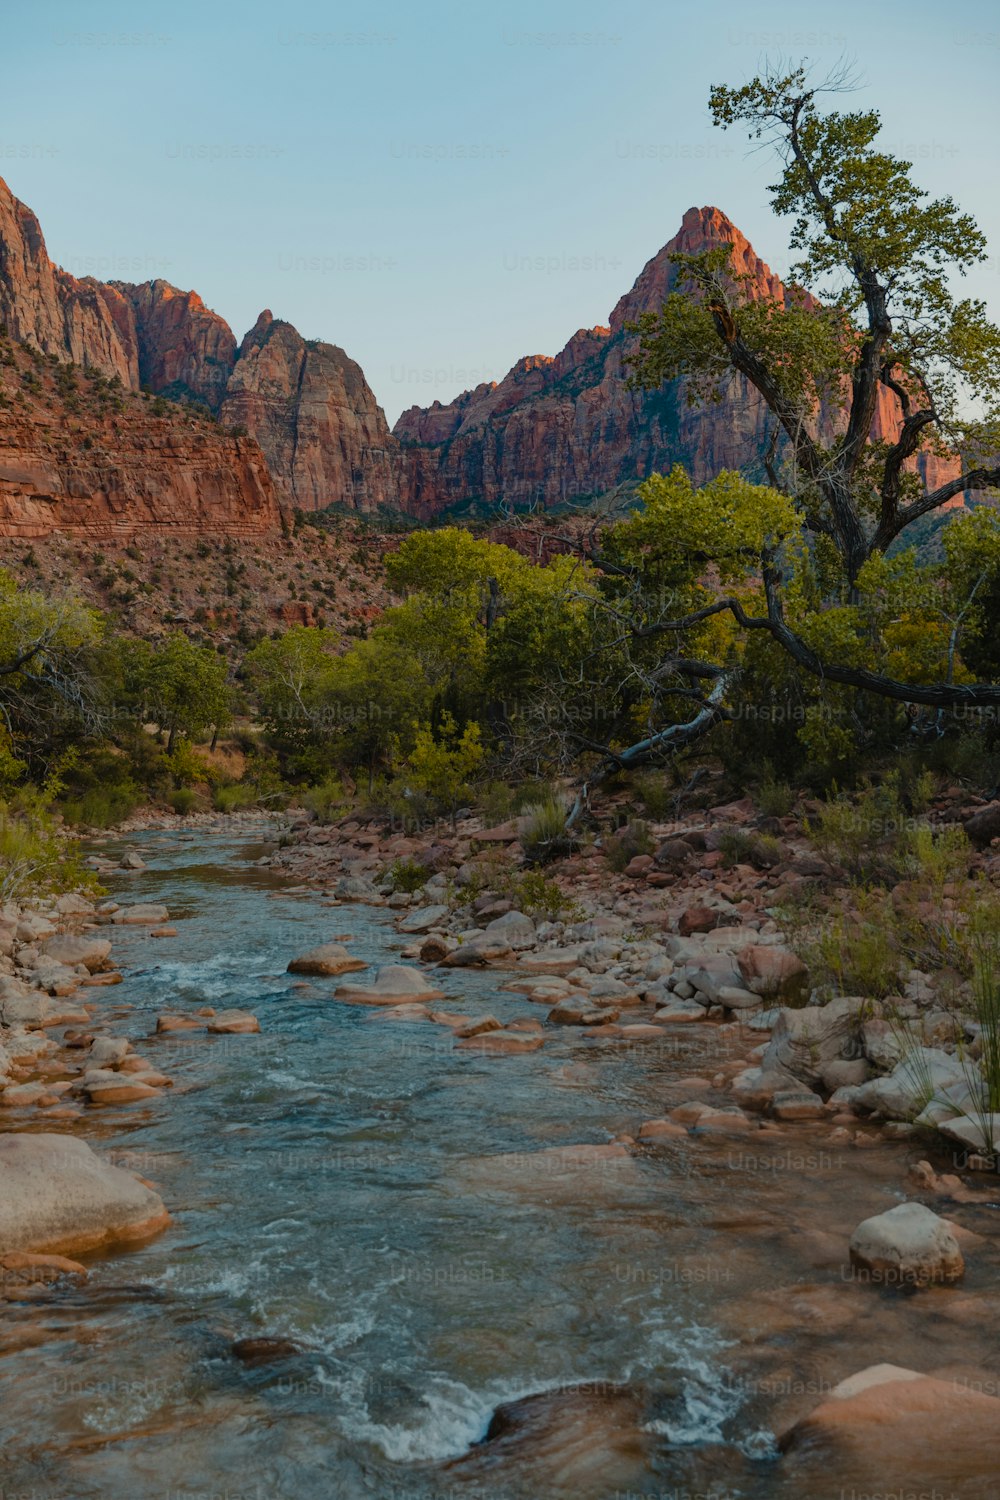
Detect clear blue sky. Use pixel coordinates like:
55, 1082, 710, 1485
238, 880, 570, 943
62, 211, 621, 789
5, 0, 999, 424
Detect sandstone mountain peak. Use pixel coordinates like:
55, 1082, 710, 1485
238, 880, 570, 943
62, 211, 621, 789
0, 175, 968, 532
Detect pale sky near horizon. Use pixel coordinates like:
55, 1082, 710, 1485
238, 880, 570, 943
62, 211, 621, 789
4, 0, 999, 424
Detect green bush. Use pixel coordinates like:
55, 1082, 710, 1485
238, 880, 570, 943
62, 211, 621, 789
60, 784, 141, 829
503, 869, 581, 922
168, 787, 198, 815
303, 775, 346, 823
212, 783, 258, 813
0, 793, 93, 902
632, 771, 674, 819
604, 818, 655, 872
756, 778, 794, 818
520, 795, 573, 864
390, 857, 431, 893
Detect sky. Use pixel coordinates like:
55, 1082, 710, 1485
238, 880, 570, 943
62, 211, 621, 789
4, 0, 999, 425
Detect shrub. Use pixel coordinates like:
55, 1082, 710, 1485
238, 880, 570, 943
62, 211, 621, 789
212, 783, 258, 813
520, 794, 574, 864
168, 787, 198, 815
0, 793, 93, 902
805, 897, 905, 999
303, 776, 346, 823
390, 857, 430, 893
757, 778, 794, 818
504, 869, 581, 922
632, 771, 674, 819
604, 818, 655, 872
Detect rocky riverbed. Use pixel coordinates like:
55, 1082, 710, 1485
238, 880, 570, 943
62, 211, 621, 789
1, 806, 999, 1496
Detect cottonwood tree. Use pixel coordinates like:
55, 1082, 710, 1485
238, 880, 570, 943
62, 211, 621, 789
563, 63, 1000, 816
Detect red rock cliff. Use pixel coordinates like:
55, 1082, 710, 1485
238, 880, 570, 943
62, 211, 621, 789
219, 311, 398, 513
111, 278, 237, 409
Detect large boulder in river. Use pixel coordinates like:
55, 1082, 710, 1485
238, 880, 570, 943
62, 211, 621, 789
334, 965, 444, 1004
287, 944, 367, 976
849, 1201, 964, 1285
442, 1383, 654, 1498
482, 909, 536, 950
111, 903, 169, 925
779, 1364, 1000, 1490
0, 1133, 169, 1256
851, 1047, 965, 1119
761, 996, 860, 1088
39, 934, 112, 973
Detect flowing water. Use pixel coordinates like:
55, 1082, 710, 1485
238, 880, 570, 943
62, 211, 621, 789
2, 828, 999, 1498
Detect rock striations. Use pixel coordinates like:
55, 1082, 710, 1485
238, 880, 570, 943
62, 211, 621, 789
0, 178, 969, 536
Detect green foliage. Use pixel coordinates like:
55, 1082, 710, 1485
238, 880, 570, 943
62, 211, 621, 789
757, 778, 794, 818
519, 794, 574, 865
168, 787, 199, 816
404, 713, 484, 821
502, 869, 581, 922
0, 790, 93, 902
302, 775, 346, 823
389, 858, 431, 893
212, 782, 259, 813
604, 818, 655, 872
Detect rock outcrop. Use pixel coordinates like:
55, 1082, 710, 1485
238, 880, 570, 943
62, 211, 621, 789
113, 278, 237, 409
0, 177, 139, 388
219, 311, 398, 513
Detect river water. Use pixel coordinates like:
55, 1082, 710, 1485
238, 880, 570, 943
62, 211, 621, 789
1, 828, 998, 1498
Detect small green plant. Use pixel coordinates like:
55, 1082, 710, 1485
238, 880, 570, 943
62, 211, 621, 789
757, 778, 794, 818
633, 770, 674, 819
0, 791, 94, 902
212, 783, 259, 813
390, 857, 431, 893
503, 868, 582, 922
804, 895, 905, 1000
168, 787, 198, 815
303, 775, 346, 824
604, 818, 655, 872
716, 828, 780, 870
520, 794, 573, 864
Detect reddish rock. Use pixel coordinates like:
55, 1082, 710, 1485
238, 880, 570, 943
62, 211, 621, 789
219, 312, 397, 513
678, 905, 719, 937
113, 279, 237, 409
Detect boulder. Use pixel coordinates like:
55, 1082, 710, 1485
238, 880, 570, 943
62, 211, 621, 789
678, 905, 719, 937
207, 1010, 261, 1034
780, 1363, 1000, 1485
963, 801, 1000, 848
333, 876, 380, 902
334, 966, 444, 1004
770, 1089, 825, 1120
849, 1202, 964, 1285
852, 1047, 965, 1119
398, 903, 449, 934
737, 944, 808, 1001
455, 1031, 545, 1054
287, 944, 367, 977
39, 935, 111, 973
0, 1133, 169, 1256
89, 1037, 131, 1067
761, 997, 861, 1088
483, 910, 536, 950
936, 1112, 1000, 1155
441, 936, 511, 968
111, 904, 170, 925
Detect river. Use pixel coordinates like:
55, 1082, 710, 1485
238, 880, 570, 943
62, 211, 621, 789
2, 827, 998, 1498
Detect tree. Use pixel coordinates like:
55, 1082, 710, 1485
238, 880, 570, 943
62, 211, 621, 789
0, 569, 104, 777
142, 633, 232, 752
559, 63, 1000, 814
